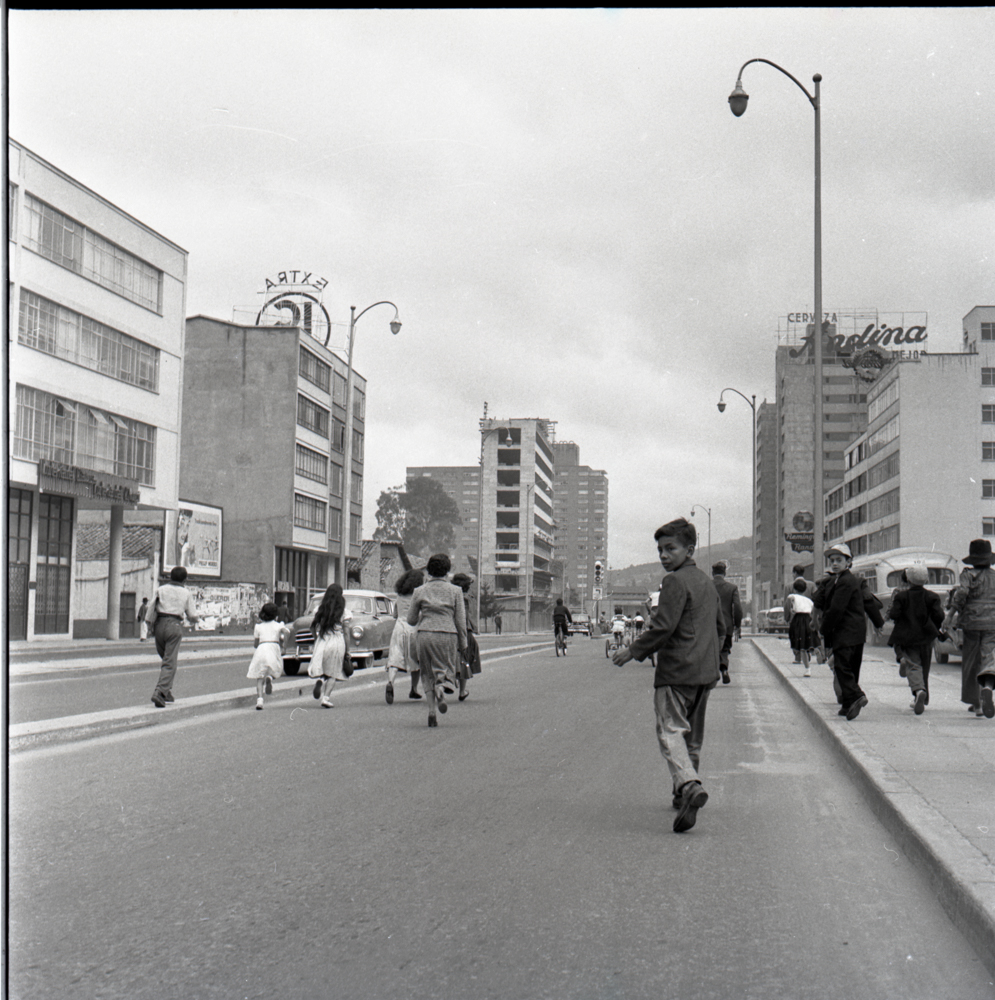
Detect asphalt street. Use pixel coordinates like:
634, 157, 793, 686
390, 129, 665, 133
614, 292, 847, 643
8, 637, 994, 1000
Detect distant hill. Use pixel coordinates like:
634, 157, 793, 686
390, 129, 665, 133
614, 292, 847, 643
609, 535, 753, 593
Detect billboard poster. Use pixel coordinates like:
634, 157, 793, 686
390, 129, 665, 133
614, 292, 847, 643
163, 501, 222, 578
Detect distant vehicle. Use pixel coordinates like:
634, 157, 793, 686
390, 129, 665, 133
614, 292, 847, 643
283, 589, 397, 676
850, 547, 961, 662
757, 608, 789, 634
567, 612, 594, 637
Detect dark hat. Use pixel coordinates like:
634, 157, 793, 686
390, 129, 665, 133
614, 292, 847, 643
963, 538, 993, 566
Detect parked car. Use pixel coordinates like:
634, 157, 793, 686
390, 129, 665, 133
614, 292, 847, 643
757, 608, 789, 634
282, 589, 397, 676
567, 612, 594, 637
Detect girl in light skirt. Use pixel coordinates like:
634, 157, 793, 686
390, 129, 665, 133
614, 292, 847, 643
307, 584, 352, 708
246, 602, 289, 709
386, 569, 424, 704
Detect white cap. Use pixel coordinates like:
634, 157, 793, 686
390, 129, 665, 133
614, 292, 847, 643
825, 542, 852, 559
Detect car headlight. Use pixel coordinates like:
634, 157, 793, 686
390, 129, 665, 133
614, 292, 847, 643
351, 625, 364, 642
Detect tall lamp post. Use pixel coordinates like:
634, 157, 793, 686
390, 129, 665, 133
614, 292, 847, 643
336, 301, 401, 588
718, 388, 757, 618
729, 59, 824, 578
690, 504, 712, 569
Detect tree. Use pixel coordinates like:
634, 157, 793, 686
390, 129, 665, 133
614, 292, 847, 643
373, 477, 461, 558
478, 582, 499, 626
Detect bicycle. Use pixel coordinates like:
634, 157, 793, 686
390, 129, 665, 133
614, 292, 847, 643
555, 627, 568, 656
605, 630, 624, 657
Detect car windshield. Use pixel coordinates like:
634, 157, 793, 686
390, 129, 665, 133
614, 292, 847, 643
345, 596, 374, 615
575, 615, 590, 622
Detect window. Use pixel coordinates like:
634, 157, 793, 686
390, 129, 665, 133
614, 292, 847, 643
332, 371, 347, 406
299, 348, 330, 392
294, 493, 326, 532
353, 388, 365, 420
985, 405, 995, 424
295, 444, 328, 484
845, 505, 866, 529
867, 488, 900, 521
845, 473, 867, 500
866, 415, 899, 458
297, 395, 329, 437
982, 323, 995, 341
868, 524, 900, 553
18, 289, 160, 390
867, 379, 899, 423
868, 451, 900, 489
328, 508, 342, 541
984, 518, 995, 537
352, 427, 364, 461
331, 417, 345, 453
984, 481, 995, 499
984, 369, 995, 387
329, 462, 343, 497
984, 443, 995, 462
14, 385, 156, 485
350, 514, 362, 545
23, 195, 162, 311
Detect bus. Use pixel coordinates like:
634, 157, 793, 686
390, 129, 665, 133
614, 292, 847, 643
849, 547, 961, 661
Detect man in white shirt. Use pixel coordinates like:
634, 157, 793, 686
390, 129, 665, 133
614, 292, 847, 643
151, 566, 199, 708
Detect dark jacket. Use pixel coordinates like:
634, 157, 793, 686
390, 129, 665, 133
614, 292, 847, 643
887, 585, 944, 648
814, 569, 885, 649
628, 559, 724, 688
712, 576, 743, 633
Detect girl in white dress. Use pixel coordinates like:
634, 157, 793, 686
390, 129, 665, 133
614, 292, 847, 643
247, 603, 290, 710
385, 569, 424, 704
307, 584, 352, 708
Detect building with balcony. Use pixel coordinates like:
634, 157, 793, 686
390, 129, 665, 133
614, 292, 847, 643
403, 465, 479, 576
552, 441, 608, 612
755, 399, 779, 610
178, 315, 366, 618
824, 305, 995, 562
8, 139, 188, 640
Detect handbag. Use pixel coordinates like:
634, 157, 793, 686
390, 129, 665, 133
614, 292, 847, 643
145, 592, 161, 630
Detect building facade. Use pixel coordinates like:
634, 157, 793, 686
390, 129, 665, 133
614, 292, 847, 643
825, 306, 995, 561
8, 139, 188, 640
179, 315, 366, 617
755, 400, 779, 611
404, 465, 480, 576
552, 441, 608, 612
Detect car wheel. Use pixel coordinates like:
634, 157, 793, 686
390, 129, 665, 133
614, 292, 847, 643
283, 659, 300, 676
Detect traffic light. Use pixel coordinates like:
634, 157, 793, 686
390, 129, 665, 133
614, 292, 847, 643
594, 561, 603, 586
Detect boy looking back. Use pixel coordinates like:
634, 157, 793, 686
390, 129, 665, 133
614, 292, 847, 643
612, 517, 725, 833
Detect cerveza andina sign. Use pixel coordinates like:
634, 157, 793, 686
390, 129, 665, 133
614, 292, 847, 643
789, 321, 928, 359
38, 459, 141, 503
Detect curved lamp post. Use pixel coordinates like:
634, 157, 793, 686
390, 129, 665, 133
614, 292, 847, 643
718, 388, 757, 618
729, 58, 824, 581
690, 504, 712, 569
337, 301, 401, 588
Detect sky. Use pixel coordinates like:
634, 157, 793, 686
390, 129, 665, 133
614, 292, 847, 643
9, 8, 994, 569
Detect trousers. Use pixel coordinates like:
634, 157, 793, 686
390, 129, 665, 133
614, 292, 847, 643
894, 642, 933, 701
654, 684, 711, 793
960, 630, 995, 707
153, 618, 185, 697
832, 643, 865, 710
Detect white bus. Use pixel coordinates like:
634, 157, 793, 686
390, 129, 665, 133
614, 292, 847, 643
849, 547, 960, 661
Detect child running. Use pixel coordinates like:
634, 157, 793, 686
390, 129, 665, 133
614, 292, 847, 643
307, 584, 352, 709
785, 578, 818, 677
385, 569, 424, 704
247, 602, 290, 710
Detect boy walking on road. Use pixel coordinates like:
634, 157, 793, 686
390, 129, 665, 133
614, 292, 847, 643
612, 517, 725, 834
888, 563, 944, 715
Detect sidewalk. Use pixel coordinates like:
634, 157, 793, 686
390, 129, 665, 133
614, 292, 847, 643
752, 635, 995, 976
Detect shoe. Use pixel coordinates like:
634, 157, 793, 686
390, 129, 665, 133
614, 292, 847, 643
672, 792, 682, 810
968, 704, 980, 712
265, 678, 273, 695
320, 699, 333, 709
256, 698, 264, 711
673, 782, 708, 833
313, 679, 323, 700
981, 686, 995, 719
846, 695, 868, 721
437, 699, 448, 714
428, 714, 437, 728
458, 690, 469, 702
837, 708, 847, 716
803, 668, 811, 677
151, 695, 166, 708
721, 670, 730, 685
443, 685, 455, 695
976, 708, 985, 718
409, 690, 422, 700
385, 682, 394, 705
163, 691, 174, 703
898, 658, 909, 678
914, 690, 926, 715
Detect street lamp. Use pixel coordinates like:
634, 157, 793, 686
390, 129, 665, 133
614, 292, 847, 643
729, 58, 824, 578
690, 505, 712, 569
718, 388, 757, 619
337, 301, 402, 588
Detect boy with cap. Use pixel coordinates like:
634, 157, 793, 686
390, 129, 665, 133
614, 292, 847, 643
813, 542, 885, 721
612, 517, 726, 833
887, 563, 945, 715
945, 539, 995, 718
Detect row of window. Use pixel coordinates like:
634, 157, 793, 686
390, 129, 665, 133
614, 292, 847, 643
18, 288, 160, 391
847, 415, 899, 469
297, 347, 366, 418
14, 384, 156, 486
837, 524, 901, 558
296, 394, 365, 459
867, 378, 898, 424
23, 194, 163, 312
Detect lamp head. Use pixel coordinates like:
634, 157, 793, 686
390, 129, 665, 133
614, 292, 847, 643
728, 80, 749, 117
389, 320, 402, 335
717, 401, 726, 413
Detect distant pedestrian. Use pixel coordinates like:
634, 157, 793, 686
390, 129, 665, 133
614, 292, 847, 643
407, 554, 467, 728
611, 517, 725, 834
452, 574, 482, 701
275, 601, 292, 624
137, 597, 149, 641
887, 564, 944, 716
813, 543, 885, 721
784, 578, 818, 677
307, 584, 352, 709
945, 539, 995, 719
495, 612, 502, 635
247, 602, 290, 710
711, 562, 742, 684
150, 566, 199, 708
386, 569, 424, 704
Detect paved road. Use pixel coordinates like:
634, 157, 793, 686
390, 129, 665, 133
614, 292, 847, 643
9, 638, 994, 999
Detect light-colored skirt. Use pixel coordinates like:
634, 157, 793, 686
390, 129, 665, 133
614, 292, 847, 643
387, 618, 419, 672
308, 630, 349, 680
247, 642, 284, 679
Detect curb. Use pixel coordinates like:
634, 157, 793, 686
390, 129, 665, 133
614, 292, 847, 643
9, 641, 553, 751
752, 639, 995, 978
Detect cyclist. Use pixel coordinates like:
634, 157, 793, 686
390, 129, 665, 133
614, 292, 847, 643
611, 612, 627, 648
552, 598, 573, 647
633, 613, 644, 636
